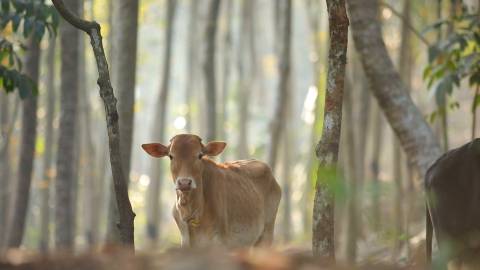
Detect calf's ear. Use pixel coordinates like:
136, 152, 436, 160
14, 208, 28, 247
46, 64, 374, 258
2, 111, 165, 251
203, 141, 227, 156
142, 143, 169, 158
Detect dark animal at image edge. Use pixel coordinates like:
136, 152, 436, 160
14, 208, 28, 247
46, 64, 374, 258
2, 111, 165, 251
142, 134, 282, 248
426, 138, 480, 267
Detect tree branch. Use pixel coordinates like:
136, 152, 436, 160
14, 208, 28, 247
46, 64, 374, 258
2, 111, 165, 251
51, 0, 136, 249
380, 1, 431, 47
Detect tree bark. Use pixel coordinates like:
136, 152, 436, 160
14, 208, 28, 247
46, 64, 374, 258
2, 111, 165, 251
106, 0, 139, 244
347, 0, 442, 178
5, 37, 41, 248
312, 0, 349, 259
369, 101, 384, 231
146, 0, 177, 245
39, 37, 57, 253
52, 0, 136, 248
203, 0, 221, 142
267, 0, 292, 172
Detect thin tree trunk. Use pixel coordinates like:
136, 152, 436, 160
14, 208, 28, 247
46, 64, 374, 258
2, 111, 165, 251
370, 101, 383, 231
0, 91, 10, 245
312, 0, 349, 259
220, 0, 233, 148
203, 0, 221, 142
39, 37, 57, 253
55, 0, 80, 249
5, 37, 41, 248
146, 0, 177, 245
344, 76, 358, 263
347, 0, 442, 178
267, 0, 292, 172
106, 0, 139, 244
185, 0, 199, 133
52, 0, 136, 248
237, 0, 255, 159
281, 103, 293, 242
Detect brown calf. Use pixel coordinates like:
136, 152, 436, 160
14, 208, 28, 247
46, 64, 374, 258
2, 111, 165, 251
142, 134, 282, 248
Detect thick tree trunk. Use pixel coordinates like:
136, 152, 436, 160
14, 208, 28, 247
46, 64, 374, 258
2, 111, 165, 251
267, 0, 292, 172
203, 0, 221, 142
312, 0, 349, 259
5, 38, 41, 248
106, 0, 139, 244
39, 37, 57, 253
347, 0, 442, 178
146, 0, 177, 245
185, 0, 199, 133
52, 0, 136, 248
55, 0, 80, 249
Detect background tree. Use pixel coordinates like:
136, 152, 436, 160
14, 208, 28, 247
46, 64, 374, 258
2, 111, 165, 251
106, 0, 139, 244
203, 0, 221, 142
146, 0, 177, 245
4, 36, 40, 249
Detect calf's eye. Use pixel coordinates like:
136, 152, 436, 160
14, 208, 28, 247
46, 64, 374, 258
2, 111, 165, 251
198, 153, 204, 159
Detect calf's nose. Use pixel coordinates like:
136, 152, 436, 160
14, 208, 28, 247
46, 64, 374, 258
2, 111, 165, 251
176, 178, 192, 191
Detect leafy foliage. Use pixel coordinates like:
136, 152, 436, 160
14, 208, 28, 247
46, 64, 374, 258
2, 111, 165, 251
0, 0, 58, 97
423, 11, 480, 120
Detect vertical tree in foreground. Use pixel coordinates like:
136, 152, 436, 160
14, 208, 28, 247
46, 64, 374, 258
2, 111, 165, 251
146, 0, 177, 245
39, 37, 57, 252
203, 0, 221, 142
106, 0, 139, 244
55, 0, 80, 249
5, 37, 41, 248
51, 0, 135, 248
267, 0, 292, 172
312, 0, 349, 259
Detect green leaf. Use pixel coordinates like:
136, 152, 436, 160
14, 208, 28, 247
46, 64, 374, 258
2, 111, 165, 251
34, 21, 45, 41
434, 76, 453, 107
23, 17, 33, 37
1, 0, 9, 13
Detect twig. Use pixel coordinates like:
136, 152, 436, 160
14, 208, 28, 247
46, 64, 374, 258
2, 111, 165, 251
380, 1, 431, 47
51, 0, 136, 249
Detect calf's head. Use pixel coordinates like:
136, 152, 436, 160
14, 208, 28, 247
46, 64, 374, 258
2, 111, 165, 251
142, 134, 226, 220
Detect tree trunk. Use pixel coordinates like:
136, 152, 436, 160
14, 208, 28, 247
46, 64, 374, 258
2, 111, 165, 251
0, 91, 10, 245
237, 0, 255, 159
312, 0, 349, 259
267, 0, 292, 172
52, 0, 136, 248
39, 37, 57, 253
55, 0, 80, 249
185, 0, 199, 133
344, 76, 358, 263
370, 101, 384, 231
220, 0, 233, 149
106, 0, 139, 244
347, 0, 442, 178
393, 0, 412, 258
146, 0, 177, 245
281, 96, 293, 242
203, 0, 221, 142
5, 37, 41, 248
